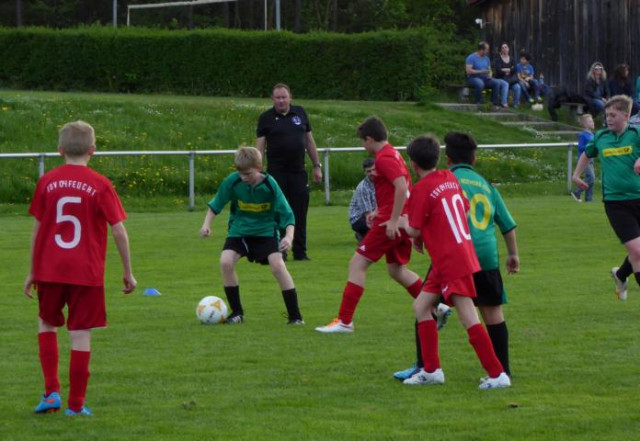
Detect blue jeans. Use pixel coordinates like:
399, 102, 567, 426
510, 82, 522, 106
520, 79, 540, 101
574, 159, 595, 201
588, 98, 606, 116
467, 77, 508, 105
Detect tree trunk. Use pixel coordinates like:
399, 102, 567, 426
15, 0, 23, 27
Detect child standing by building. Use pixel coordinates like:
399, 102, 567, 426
199, 147, 303, 324
573, 95, 640, 301
399, 134, 510, 389
25, 121, 137, 416
316, 117, 424, 333
571, 114, 596, 202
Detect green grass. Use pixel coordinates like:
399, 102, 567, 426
0, 90, 572, 204
2, 195, 640, 440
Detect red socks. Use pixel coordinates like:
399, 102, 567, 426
467, 323, 503, 378
38, 332, 60, 395
68, 350, 91, 412
406, 279, 423, 299
417, 320, 440, 373
338, 282, 364, 324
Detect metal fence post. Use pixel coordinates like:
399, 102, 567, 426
566, 144, 573, 194
188, 151, 195, 211
323, 149, 330, 205
38, 154, 45, 177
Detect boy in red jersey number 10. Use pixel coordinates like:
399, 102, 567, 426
24, 121, 137, 416
398, 135, 510, 389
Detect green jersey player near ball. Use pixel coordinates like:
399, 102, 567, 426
573, 95, 640, 301
394, 132, 519, 381
199, 146, 304, 325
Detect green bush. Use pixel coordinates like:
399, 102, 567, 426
0, 26, 469, 100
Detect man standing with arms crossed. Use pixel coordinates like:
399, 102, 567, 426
256, 83, 322, 261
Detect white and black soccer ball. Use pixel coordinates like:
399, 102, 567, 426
196, 296, 228, 324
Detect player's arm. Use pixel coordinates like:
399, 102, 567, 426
385, 176, 408, 239
503, 229, 520, 274
280, 224, 294, 251
572, 153, 590, 190
305, 131, 323, 183
200, 208, 216, 237
111, 222, 137, 294
23, 219, 41, 299
256, 136, 266, 157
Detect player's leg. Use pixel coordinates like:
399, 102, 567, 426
403, 291, 444, 385
452, 294, 509, 388
34, 283, 65, 413
267, 252, 303, 324
67, 329, 92, 416
478, 305, 510, 377
220, 245, 244, 322
605, 201, 640, 300
386, 263, 422, 298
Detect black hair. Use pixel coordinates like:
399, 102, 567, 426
357, 117, 387, 142
444, 132, 477, 165
362, 158, 375, 169
407, 135, 440, 171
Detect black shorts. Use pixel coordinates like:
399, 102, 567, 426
223, 236, 280, 265
604, 199, 640, 244
472, 269, 506, 306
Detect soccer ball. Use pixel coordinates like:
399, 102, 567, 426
196, 296, 228, 324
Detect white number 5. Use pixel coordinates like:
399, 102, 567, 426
55, 196, 82, 249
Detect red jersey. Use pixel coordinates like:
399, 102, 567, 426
373, 143, 412, 222
29, 164, 126, 286
408, 170, 480, 281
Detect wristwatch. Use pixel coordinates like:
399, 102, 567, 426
313, 162, 322, 168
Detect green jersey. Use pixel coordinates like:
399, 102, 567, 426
451, 164, 516, 270
208, 172, 294, 238
585, 125, 640, 201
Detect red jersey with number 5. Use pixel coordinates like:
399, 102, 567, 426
408, 170, 480, 281
29, 164, 126, 286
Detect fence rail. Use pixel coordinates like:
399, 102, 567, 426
0, 142, 578, 209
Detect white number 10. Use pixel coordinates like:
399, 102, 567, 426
441, 194, 471, 244
55, 197, 82, 249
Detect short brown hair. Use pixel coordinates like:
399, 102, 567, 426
235, 146, 262, 171
605, 95, 633, 114
272, 83, 291, 96
357, 116, 387, 142
58, 121, 95, 157
407, 134, 441, 171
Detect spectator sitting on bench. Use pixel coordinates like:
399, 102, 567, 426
516, 51, 542, 104
465, 41, 509, 108
584, 61, 610, 117
609, 63, 640, 116
493, 43, 522, 108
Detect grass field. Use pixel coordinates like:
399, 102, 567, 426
2, 193, 640, 441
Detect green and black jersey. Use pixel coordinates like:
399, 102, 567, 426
208, 172, 294, 238
585, 125, 640, 201
451, 164, 516, 271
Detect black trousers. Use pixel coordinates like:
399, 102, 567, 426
268, 169, 310, 258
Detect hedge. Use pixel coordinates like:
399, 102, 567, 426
0, 26, 468, 100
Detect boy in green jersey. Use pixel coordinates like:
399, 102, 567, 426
394, 132, 519, 380
199, 147, 303, 324
573, 95, 640, 301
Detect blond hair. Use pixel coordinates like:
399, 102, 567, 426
605, 95, 633, 114
59, 121, 95, 157
235, 146, 262, 171
578, 113, 593, 126
587, 61, 607, 83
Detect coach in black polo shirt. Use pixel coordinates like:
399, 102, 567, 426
256, 83, 322, 261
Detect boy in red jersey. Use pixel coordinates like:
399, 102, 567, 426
399, 135, 510, 389
24, 121, 137, 416
316, 117, 425, 333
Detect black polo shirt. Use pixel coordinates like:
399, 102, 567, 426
256, 105, 312, 173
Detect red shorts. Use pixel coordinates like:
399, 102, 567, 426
423, 269, 477, 304
37, 282, 107, 331
356, 223, 412, 265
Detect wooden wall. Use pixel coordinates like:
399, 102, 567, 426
476, 0, 639, 93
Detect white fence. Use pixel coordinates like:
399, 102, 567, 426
0, 142, 578, 210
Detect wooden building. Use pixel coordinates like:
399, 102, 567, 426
467, 0, 640, 93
